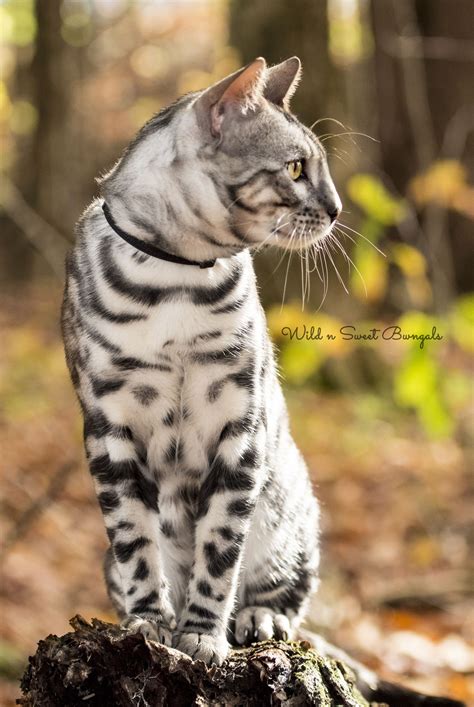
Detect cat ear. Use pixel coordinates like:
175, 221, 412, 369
264, 56, 302, 111
195, 58, 267, 138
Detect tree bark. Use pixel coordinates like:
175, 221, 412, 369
17, 616, 464, 707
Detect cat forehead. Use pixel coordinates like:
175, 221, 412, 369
220, 103, 320, 161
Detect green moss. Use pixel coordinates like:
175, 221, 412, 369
241, 640, 369, 706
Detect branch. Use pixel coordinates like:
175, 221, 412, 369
17, 616, 465, 706
0, 180, 70, 280
384, 36, 474, 62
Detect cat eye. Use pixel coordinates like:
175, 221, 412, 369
287, 160, 304, 180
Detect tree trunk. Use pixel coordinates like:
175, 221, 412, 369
228, 0, 347, 308
369, 0, 474, 306
229, 0, 340, 126
17, 616, 464, 707
1, 0, 86, 284
31, 0, 86, 239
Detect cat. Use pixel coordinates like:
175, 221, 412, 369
62, 56, 341, 666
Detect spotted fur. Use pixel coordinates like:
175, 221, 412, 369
62, 57, 340, 666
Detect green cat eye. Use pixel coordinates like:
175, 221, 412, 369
287, 160, 303, 180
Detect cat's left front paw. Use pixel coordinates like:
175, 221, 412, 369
175, 631, 229, 666
122, 614, 174, 647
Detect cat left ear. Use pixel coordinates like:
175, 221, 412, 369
264, 56, 302, 111
195, 58, 267, 138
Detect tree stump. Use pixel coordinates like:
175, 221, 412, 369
17, 616, 464, 707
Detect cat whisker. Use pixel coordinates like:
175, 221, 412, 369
336, 222, 386, 257
254, 211, 298, 254
329, 146, 353, 166
314, 246, 329, 312
306, 232, 314, 305
280, 227, 297, 310
254, 228, 282, 254
310, 241, 327, 312
319, 131, 379, 149
310, 238, 324, 280
225, 194, 244, 212
330, 233, 368, 297
272, 223, 296, 276
303, 230, 310, 307
309, 116, 348, 132
299, 226, 307, 310
305, 230, 321, 276
325, 149, 349, 167
329, 234, 351, 277
324, 240, 349, 294
296, 225, 303, 309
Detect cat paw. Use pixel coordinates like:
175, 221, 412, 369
174, 631, 229, 666
122, 614, 175, 646
234, 606, 293, 646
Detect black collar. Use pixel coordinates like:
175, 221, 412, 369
102, 202, 216, 269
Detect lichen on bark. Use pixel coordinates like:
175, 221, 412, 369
18, 616, 371, 706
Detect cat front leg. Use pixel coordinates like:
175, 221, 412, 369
175, 428, 264, 665
85, 412, 176, 644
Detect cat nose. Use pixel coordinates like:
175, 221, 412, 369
326, 204, 340, 223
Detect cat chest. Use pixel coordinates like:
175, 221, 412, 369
96, 313, 255, 451
90, 295, 249, 363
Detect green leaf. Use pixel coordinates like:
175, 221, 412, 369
351, 241, 388, 302
3, 1, 36, 47
394, 347, 453, 437
347, 173, 406, 225
450, 294, 474, 353
280, 339, 323, 385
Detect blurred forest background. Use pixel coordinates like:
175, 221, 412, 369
0, 0, 473, 704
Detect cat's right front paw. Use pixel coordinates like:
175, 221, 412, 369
122, 614, 175, 646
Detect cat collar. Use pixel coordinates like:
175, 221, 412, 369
102, 202, 216, 269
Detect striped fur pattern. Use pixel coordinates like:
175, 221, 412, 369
62, 57, 340, 666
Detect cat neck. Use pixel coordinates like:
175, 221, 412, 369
102, 202, 217, 269
101, 191, 244, 264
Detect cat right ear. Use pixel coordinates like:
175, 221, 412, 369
264, 57, 302, 111
194, 58, 267, 138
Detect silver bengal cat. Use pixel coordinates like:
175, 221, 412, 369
62, 56, 341, 666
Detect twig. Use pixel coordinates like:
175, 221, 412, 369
0, 460, 78, 560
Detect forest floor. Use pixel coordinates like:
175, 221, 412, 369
0, 284, 472, 706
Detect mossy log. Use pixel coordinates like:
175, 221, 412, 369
18, 616, 464, 707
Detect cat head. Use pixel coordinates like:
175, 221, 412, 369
100, 57, 341, 262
